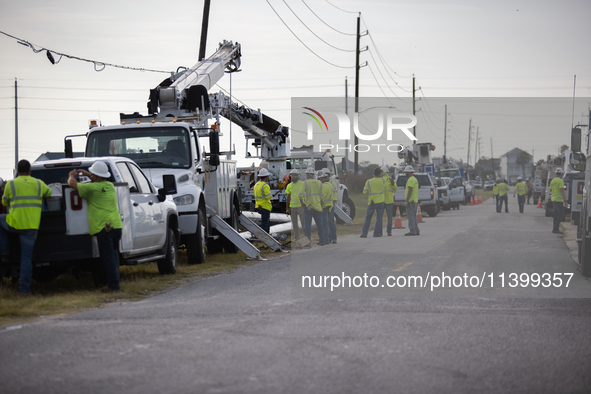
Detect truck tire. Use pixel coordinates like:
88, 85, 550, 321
187, 208, 206, 265
157, 228, 178, 275
222, 205, 240, 254
425, 202, 439, 217
337, 196, 356, 223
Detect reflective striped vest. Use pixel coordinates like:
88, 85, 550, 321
299, 179, 323, 211
2, 175, 51, 230
363, 177, 386, 205
321, 182, 334, 209
254, 181, 272, 211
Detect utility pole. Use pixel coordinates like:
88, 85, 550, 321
474, 127, 479, 167
345, 77, 349, 173
412, 76, 416, 138
466, 118, 472, 167
443, 104, 447, 160
14, 78, 18, 172
354, 13, 361, 175
198, 0, 211, 61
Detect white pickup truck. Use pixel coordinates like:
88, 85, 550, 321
0, 157, 179, 285
394, 173, 440, 217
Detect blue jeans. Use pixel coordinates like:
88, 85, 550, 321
304, 207, 325, 244
384, 203, 394, 233
406, 202, 420, 235
553, 202, 565, 232
323, 206, 337, 242
517, 195, 525, 213
257, 207, 271, 233
0, 214, 38, 295
96, 228, 122, 290
362, 202, 385, 237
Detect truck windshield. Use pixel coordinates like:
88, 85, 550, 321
86, 127, 192, 169
439, 169, 461, 179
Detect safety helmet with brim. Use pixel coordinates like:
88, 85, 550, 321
89, 161, 111, 179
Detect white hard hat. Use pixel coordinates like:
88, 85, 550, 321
321, 167, 331, 175
305, 167, 316, 174
318, 170, 328, 178
259, 168, 270, 177
381, 165, 389, 172
289, 169, 300, 175
555, 168, 563, 174
517, 176, 522, 180
88, 161, 111, 179
403, 165, 415, 173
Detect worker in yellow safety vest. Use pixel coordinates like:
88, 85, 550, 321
0, 160, 52, 295
254, 168, 272, 234
319, 171, 333, 245
404, 166, 420, 236
285, 169, 305, 241
497, 179, 509, 213
361, 166, 386, 238
382, 165, 397, 236
513, 176, 528, 213
321, 168, 338, 244
299, 167, 325, 246
550, 167, 567, 234
493, 179, 500, 211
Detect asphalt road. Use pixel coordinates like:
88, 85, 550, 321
2, 197, 591, 394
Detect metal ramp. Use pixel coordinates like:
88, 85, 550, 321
238, 214, 283, 252
206, 206, 262, 260
334, 205, 353, 224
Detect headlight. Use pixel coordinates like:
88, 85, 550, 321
173, 194, 195, 206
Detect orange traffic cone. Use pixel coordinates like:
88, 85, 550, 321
470, 195, 474, 205
478, 195, 483, 204
394, 206, 405, 229
537, 196, 543, 208
417, 203, 425, 223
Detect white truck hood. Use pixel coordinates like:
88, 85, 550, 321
143, 168, 193, 189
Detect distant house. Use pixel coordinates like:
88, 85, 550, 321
499, 148, 533, 180
35, 151, 84, 162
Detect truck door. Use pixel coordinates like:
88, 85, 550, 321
449, 178, 465, 203
116, 162, 154, 251
128, 163, 166, 248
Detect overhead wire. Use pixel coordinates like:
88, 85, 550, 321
0, 30, 173, 74
281, 0, 355, 52
324, 0, 357, 14
301, 0, 356, 36
265, 0, 354, 69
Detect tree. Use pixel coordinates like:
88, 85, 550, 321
516, 151, 531, 178
560, 144, 569, 155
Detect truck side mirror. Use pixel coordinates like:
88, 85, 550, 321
209, 130, 220, 166
572, 127, 582, 153
65, 139, 73, 159
158, 174, 177, 202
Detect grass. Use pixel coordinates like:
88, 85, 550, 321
0, 245, 279, 326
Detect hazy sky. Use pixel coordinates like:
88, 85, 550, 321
1, 0, 590, 179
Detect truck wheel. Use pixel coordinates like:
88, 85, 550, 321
187, 208, 206, 265
339, 196, 356, 222
222, 205, 240, 254
157, 228, 178, 275
426, 202, 439, 217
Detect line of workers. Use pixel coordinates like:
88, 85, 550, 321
253, 164, 420, 248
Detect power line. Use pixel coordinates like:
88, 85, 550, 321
0, 30, 173, 74
324, 0, 357, 14
281, 0, 355, 52
265, 0, 354, 69
301, 0, 356, 36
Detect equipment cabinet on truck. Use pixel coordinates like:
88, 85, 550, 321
0, 157, 179, 284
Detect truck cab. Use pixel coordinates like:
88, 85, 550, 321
394, 173, 439, 217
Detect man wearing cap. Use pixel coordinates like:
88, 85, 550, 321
403, 165, 420, 236
299, 168, 325, 247
68, 161, 122, 292
550, 168, 567, 234
285, 169, 304, 241
497, 179, 509, 213
322, 168, 338, 243
361, 166, 386, 238
513, 176, 527, 213
0, 160, 52, 295
382, 165, 397, 236
254, 168, 272, 234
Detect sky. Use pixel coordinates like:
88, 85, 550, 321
1, 0, 590, 180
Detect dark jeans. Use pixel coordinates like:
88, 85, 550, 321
257, 207, 271, 233
517, 195, 526, 213
553, 202, 565, 232
362, 202, 385, 237
384, 203, 394, 233
304, 207, 325, 243
323, 206, 337, 242
0, 214, 37, 295
498, 195, 508, 212
96, 228, 122, 290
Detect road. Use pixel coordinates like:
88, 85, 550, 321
2, 198, 591, 394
